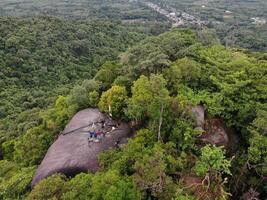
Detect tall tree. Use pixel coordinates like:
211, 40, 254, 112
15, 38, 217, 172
98, 85, 128, 119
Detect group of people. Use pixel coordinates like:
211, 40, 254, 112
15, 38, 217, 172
88, 130, 104, 141
87, 119, 121, 144
87, 123, 105, 143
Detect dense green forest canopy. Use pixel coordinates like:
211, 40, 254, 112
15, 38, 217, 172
0, 17, 147, 139
150, 0, 267, 51
0, 1, 266, 199
0, 0, 266, 51
1, 24, 266, 199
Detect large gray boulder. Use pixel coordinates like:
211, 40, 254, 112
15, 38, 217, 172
31, 108, 132, 187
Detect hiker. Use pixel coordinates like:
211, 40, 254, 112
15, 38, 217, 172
88, 131, 94, 142
93, 131, 97, 138
96, 130, 103, 138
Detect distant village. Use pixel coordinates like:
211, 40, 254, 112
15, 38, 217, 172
145, 2, 207, 27
251, 17, 266, 25
144, 1, 266, 28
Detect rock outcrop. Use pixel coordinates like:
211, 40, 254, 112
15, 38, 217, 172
192, 105, 239, 153
31, 108, 132, 187
199, 118, 229, 147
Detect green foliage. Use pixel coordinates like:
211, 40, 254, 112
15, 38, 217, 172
0, 17, 266, 199
164, 58, 201, 92
2, 139, 15, 160
13, 126, 52, 166
173, 190, 196, 200
170, 118, 200, 152
44, 96, 77, 129
247, 108, 267, 176
147, 74, 169, 120
98, 85, 128, 119
67, 79, 101, 110
127, 74, 169, 130
0, 160, 35, 199
248, 133, 267, 174
122, 29, 197, 78
194, 145, 231, 176
95, 61, 122, 90
113, 75, 133, 93
62, 173, 93, 200
88, 91, 100, 108
133, 144, 176, 199
82, 79, 101, 93
67, 86, 89, 109
28, 174, 67, 200
29, 171, 141, 200
0, 17, 144, 118
99, 129, 157, 175
89, 170, 141, 200
127, 75, 153, 121
0, 17, 146, 165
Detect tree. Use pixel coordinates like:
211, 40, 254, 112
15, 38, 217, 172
127, 75, 153, 121
89, 170, 141, 200
148, 74, 169, 140
164, 58, 201, 92
98, 85, 128, 119
95, 61, 122, 90
113, 75, 133, 93
44, 96, 76, 129
194, 145, 231, 177
0, 160, 35, 200
133, 144, 176, 199
121, 29, 197, 78
170, 118, 200, 152
247, 108, 267, 176
127, 74, 169, 140
68, 85, 89, 109
28, 174, 67, 200
122, 43, 170, 78
63, 173, 93, 200
88, 90, 100, 108
82, 79, 100, 93
248, 133, 267, 174
14, 126, 52, 166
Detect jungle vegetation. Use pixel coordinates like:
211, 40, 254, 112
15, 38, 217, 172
0, 1, 267, 199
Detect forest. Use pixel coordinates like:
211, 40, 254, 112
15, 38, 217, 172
150, 0, 267, 51
0, 1, 267, 200
1, 0, 266, 51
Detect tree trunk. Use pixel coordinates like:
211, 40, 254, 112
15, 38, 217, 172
158, 103, 164, 141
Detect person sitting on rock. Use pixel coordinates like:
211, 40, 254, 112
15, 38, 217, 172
88, 131, 94, 142
93, 131, 97, 138
96, 130, 103, 138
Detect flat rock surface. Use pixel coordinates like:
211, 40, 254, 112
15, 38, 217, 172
31, 108, 132, 187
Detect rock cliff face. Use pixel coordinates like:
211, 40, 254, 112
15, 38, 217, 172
31, 108, 132, 187
192, 105, 239, 154
199, 118, 230, 147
